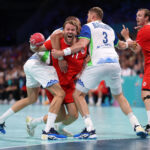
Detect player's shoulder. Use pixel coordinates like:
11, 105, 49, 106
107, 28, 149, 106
86, 21, 113, 31
139, 24, 150, 32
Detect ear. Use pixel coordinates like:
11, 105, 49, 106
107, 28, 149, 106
145, 16, 149, 22
92, 14, 96, 20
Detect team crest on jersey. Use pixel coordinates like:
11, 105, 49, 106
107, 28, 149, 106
143, 82, 147, 86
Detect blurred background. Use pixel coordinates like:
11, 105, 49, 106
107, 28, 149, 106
0, 0, 149, 106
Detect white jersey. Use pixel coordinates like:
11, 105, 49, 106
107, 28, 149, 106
76, 21, 122, 95
79, 21, 119, 66
29, 51, 50, 64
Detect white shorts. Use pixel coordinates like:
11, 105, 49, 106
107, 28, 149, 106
76, 63, 122, 95
23, 59, 59, 88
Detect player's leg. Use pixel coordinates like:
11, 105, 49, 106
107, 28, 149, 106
0, 87, 40, 134
41, 83, 66, 140
96, 90, 102, 106
113, 93, 147, 138
63, 103, 78, 125
73, 89, 97, 139
88, 90, 95, 105
55, 102, 78, 137
72, 66, 99, 139
26, 104, 66, 137
108, 63, 147, 138
141, 90, 150, 134
55, 84, 78, 135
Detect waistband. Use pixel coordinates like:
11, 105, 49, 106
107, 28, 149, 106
97, 58, 118, 64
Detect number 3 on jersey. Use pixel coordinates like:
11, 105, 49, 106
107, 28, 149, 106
103, 32, 108, 43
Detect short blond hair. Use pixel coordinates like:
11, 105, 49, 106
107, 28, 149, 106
89, 7, 104, 20
63, 20, 78, 32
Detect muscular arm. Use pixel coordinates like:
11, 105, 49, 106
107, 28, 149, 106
117, 40, 128, 50
69, 38, 89, 54
116, 40, 140, 53
30, 43, 47, 52
50, 30, 63, 49
51, 30, 68, 73
121, 24, 141, 53
52, 38, 89, 58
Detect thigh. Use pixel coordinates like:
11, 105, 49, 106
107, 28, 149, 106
46, 83, 63, 96
24, 62, 40, 88
105, 63, 122, 95
76, 65, 102, 93
63, 83, 75, 104
27, 87, 40, 101
46, 82, 75, 104
33, 65, 59, 88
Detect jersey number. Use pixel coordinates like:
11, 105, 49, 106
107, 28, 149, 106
103, 32, 108, 43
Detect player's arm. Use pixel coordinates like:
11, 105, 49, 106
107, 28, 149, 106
116, 40, 138, 52
121, 25, 141, 53
50, 30, 64, 48
50, 30, 68, 73
52, 38, 89, 58
67, 38, 89, 54
29, 33, 48, 52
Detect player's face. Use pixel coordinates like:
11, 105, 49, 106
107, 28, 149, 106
136, 10, 146, 26
64, 23, 77, 45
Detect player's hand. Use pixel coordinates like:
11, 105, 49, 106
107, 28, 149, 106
52, 49, 64, 58
58, 59, 68, 73
30, 44, 39, 52
121, 25, 130, 40
134, 25, 142, 31
128, 41, 137, 50
29, 33, 45, 52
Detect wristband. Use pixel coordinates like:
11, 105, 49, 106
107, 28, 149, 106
63, 48, 71, 56
126, 38, 132, 42
125, 42, 128, 49
58, 56, 64, 60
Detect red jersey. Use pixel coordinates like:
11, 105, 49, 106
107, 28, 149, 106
44, 38, 87, 85
136, 25, 150, 65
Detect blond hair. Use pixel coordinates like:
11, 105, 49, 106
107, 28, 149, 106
89, 7, 104, 20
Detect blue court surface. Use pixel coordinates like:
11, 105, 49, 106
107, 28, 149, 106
0, 105, 149, 150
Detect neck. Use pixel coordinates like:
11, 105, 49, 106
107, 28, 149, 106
145, 22, 150, 25
92, 18, 101, 22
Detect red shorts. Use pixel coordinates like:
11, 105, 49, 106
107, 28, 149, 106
142, 65, 150, 90
45, 82, 75, 104
142, 75, 150, 90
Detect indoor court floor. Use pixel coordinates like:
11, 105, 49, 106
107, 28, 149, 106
0, 104, 150, 150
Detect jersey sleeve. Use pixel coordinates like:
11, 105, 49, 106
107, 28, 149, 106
78, 25, 91, 40
114, 32, 119, 47
44, 40, 52, 50
136, 31, 142, 47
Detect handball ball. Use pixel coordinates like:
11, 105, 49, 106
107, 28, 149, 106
30, 33, 45, 47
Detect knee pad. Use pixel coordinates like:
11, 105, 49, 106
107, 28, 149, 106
143, 95, 150, 101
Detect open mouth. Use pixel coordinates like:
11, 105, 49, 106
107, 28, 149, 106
67, 34, 73, 39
